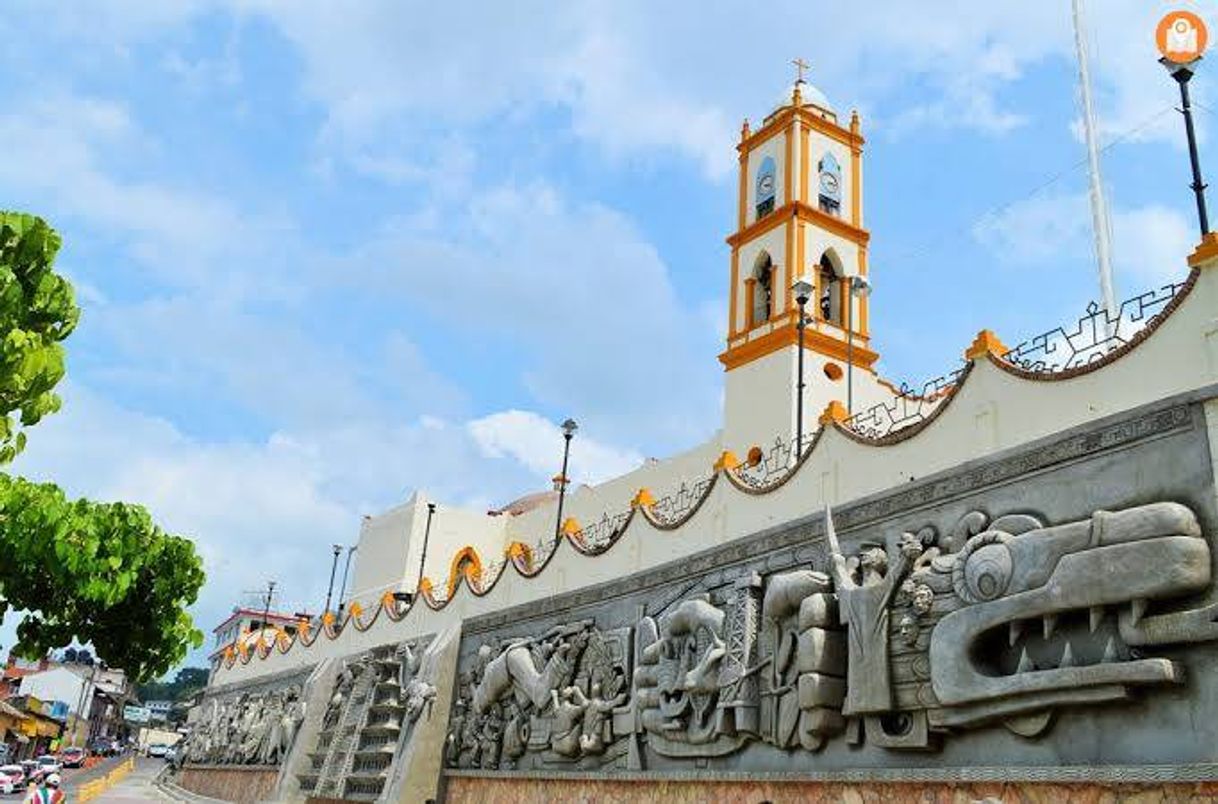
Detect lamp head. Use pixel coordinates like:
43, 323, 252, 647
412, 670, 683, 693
791, 278, 814, 305
332, 544, 342, 556
849, 275, 872, 297
1160, 55, 1201, 80
561, 418, 578, 438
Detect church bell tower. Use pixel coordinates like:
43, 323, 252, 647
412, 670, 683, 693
720, 68, 880, 454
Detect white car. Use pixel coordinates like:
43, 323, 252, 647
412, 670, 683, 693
146, 744, 169, 758
34, 756, 61, 776
0, 766, 23, 795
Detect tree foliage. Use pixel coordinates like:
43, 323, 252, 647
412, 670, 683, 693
0, 474, 206, 681
135, 666, 209, 703
0, 212, 79, 463
0, 212, 206, 682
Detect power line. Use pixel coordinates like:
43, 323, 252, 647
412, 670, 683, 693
887, 104, 1174, 264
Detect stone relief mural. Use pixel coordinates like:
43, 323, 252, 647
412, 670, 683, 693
297, 637, 440, 802
446, 621, 632, 770
445, 501, 1218, 768
179, 683, 307, 766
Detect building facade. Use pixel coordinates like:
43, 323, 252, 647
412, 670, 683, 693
190, 74, 1218, 802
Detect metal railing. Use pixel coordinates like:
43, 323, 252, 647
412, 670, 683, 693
840, 278, 1190, 439
1000, 279, 1189, 374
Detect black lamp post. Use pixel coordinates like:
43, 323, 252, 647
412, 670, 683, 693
323, 543, 341, 617
845, 275, 872, 415
1161, 57, 1210, 236
260, 579, 277, 637
554, 418, 578, 542
416, 502, 436, 592
336, 546, 357, 615
792, 278, 814, 456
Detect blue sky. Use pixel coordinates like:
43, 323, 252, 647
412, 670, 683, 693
0, 1, 1211, 667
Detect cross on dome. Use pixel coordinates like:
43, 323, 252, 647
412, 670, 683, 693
792, 57, 811, 85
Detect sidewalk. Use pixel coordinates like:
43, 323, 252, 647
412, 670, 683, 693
89, 759, 182, 803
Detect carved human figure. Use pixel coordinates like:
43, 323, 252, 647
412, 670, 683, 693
458, 704, 481, 768
911, 584, 934, 616
829, 532, 921, 715
578, 682, 626, 756
549, 686, 588, 758
445, 700, 467, 768
500, 701, 528, 764
280, 691, 305, 761
260, 693, 286, 764
404, 677, 436, 723
323, 664, 357, 731
478, 706, 504, 769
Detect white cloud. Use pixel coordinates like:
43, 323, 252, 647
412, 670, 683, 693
6, 382, 641, 663
468, 410, 643, 486
1110, 203, 1196, 285
972, 189, 1195, 288
327, 180, 723, 449
0, 93, 299, 298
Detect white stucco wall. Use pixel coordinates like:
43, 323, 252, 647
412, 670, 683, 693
212, 258, 1218, 687
18, 668, 91, 715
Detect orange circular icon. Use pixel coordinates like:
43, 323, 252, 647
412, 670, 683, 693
1157, 10, 1209, 63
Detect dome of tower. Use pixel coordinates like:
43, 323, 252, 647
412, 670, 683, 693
770, 80, 837, 123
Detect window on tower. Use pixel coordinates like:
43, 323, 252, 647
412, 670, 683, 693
755, 157, 776, 219
818, 152, 842, 216
752, 252, 774, 326
818, 252, 842, 325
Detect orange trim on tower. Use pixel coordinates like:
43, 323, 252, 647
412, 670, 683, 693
783, 123, 793, 208
739, 105, 861, 156
719, 320, 879, 371
784, 219, 795, 312
800, 125, 810, 204
857, 248, 869, 336
728, 201, 869, 249
744, 276, 757, 330
737, 149, 748, 232
728, 248, 740, 337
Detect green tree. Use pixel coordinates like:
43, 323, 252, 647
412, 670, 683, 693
0, 212, 205, 681
0, 212, 78, 463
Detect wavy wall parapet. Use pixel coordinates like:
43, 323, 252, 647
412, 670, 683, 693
212, 260, 1218, 681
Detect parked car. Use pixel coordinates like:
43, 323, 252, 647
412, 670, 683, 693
18, 761, 43, 785
34, 756, 61, 776
0, 766, 24, 794
88, 738, 117, 757
59, 747, 86, 769
146, 743, 169, 758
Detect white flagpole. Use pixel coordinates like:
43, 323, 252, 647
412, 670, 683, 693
1073, 0, 1118, 324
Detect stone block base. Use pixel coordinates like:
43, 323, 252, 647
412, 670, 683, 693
444, 776, 1218, 803
177, 764, 279, 803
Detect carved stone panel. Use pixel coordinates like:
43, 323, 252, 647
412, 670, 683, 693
445, 400, 1218, 778
180, 666, 313, 768
295, 635, 441, 802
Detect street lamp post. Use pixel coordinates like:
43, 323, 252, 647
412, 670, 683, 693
1161, 57, 1210, 236
323, 544, 342, 617
845, 275, 872, 415
791, 278, 815, 456
554, 419, 578, 542
261, 580, 276, 631
336, 547, 357, 615
416, 502, 436, 593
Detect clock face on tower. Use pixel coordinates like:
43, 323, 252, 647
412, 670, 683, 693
820, 173, 839, 195
759, 174, 774, 194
